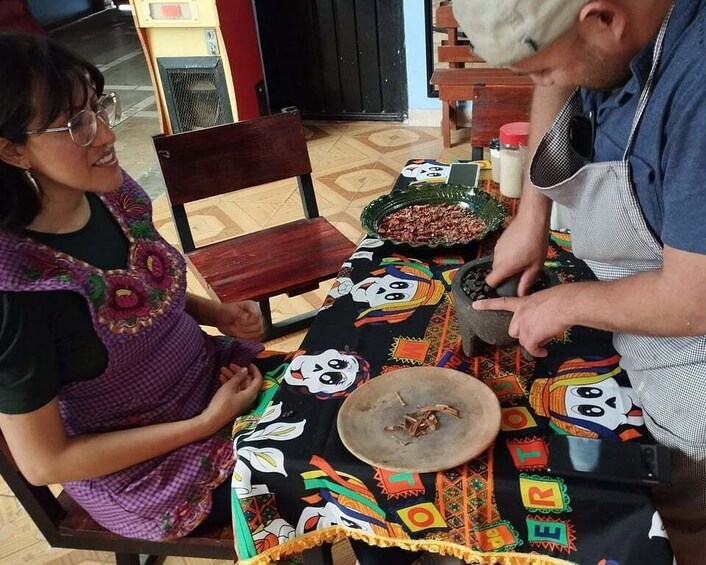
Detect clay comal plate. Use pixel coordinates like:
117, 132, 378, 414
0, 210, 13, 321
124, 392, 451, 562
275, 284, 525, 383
337, 366, 501, 473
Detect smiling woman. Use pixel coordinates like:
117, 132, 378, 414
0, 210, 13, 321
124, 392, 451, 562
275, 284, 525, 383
0, 33, 119, 230
0, 32, 269, 542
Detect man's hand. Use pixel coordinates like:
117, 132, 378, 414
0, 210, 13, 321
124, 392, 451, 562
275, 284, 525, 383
486, 214, 550, 296
485, 84, 570, 294
472, 286, 570, 357
216, 301, 265, 341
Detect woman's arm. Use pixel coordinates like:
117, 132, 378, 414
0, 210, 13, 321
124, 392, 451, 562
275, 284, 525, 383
0, 366, 262, 486
185, 292, 226, 326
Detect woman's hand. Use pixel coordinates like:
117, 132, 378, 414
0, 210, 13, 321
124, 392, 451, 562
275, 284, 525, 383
218, 362, 260, 386
186, 294, 264, 340
216, 301, 265, 340
198, 364, 263, 434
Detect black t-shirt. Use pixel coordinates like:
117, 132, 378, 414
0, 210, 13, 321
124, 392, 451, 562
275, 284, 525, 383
0, 193, 129, 414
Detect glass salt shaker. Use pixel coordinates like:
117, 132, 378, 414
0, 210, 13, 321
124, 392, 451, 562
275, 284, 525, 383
499, 122, 530, 198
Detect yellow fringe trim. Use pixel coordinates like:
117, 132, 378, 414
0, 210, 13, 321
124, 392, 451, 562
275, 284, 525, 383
237, 527, 579, 565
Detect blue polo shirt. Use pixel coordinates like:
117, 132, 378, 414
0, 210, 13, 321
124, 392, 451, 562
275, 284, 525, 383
580, 0, 706, 255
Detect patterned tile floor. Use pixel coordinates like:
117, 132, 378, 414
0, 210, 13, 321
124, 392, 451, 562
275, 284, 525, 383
0, 8, 477, 565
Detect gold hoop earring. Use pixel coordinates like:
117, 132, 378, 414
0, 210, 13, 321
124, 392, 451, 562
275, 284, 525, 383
23, 169, 41, 196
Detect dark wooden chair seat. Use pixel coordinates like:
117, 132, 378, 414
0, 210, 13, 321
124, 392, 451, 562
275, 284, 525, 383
431, 2, 533, 153
153, 111, 356, 340
57, 490, 235, 560
471, 84, 535, 153
188, 217, 355, 303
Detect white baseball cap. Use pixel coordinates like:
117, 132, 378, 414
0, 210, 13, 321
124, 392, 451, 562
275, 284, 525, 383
452, 0, 589, 67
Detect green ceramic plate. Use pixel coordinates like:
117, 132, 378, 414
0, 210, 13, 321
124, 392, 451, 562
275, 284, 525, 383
360, 183, 505, 248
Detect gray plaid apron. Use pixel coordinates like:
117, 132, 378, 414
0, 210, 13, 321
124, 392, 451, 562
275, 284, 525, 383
529, 6, 706, 562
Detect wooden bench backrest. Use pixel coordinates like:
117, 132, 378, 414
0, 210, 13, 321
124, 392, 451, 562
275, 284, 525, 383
436, 3, 484, 66
153, 111, 312, 207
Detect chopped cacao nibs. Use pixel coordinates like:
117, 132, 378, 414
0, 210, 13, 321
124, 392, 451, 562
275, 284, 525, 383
378, 203, 487, 245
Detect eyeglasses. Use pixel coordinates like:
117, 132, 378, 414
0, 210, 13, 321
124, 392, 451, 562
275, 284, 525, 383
568, 111, 595, 163
25, 92, 121, 147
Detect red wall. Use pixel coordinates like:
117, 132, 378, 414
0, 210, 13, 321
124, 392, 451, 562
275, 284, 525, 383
215, 0, 265, 120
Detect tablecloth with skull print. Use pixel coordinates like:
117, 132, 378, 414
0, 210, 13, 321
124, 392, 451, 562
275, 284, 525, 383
229, 160, 674, 565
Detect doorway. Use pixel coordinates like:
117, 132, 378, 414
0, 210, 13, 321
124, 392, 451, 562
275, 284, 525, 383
254, 0, 407, 121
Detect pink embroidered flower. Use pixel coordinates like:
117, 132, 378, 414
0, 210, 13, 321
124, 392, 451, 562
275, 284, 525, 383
21, 248, 71, 281
163, 496, 211, 536
135, 242, 173, 290
103, 275, 152, 320
113, 191, 148, 218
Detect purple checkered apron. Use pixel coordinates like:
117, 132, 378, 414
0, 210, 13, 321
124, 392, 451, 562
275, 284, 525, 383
529, 7, 706, 563
0, 172, 262, 540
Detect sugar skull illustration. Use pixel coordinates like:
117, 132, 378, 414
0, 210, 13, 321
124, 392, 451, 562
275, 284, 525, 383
323, 256, 445, 325
324, 256, 445, 325
530, 355, 644, 440
283, 349, 370, 399
401, 159, 450, 183
297, 456, 408, 539
351, 256, 445, 326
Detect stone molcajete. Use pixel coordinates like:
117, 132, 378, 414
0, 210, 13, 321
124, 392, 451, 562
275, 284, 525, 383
451, 256, 556, 357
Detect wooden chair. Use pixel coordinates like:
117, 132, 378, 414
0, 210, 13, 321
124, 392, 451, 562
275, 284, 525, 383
0, 430, 235, 565
430, 2, 533, 155
471, 84, 534, 158
152, 111, 356, 340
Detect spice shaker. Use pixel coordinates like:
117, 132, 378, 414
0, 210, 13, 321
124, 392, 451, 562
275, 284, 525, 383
499, 122, 530, 198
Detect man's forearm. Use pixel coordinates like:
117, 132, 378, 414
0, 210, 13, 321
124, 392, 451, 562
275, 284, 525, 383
563, 271, 706, 337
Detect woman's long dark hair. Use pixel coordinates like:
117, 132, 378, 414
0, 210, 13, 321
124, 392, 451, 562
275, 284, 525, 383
0, 33, 105, 231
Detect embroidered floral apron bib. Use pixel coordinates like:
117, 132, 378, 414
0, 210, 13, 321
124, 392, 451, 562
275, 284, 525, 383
0, 173, 262, 540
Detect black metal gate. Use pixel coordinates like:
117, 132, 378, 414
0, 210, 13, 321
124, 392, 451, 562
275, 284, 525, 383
254, 0, 407, 121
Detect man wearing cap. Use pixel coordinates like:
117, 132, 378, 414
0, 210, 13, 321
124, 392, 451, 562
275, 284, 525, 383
457, 0, 706, 562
